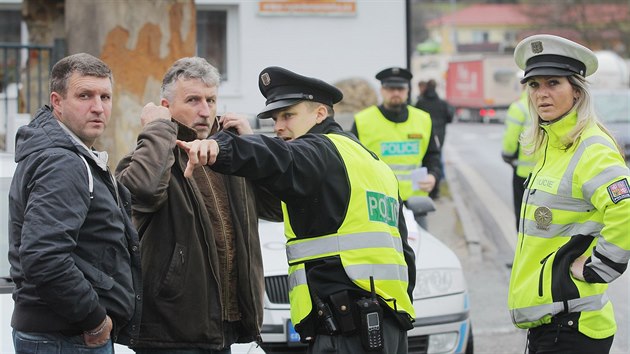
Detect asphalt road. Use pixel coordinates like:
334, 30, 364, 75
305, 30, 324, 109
430, 121, 629, 354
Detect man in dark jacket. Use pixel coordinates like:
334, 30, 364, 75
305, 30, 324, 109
9, 53, 141, 352
116, 57, 278, 353
176, 66, 416, 354
414, 79, 454, 199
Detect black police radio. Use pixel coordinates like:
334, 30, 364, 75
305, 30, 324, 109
355, 276, 384, 351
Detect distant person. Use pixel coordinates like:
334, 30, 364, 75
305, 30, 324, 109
351, 67, 441, 228
9, 53, 141, 353
508, 34, 630, 354
414, 79, 454, 199
501, 84, 536, 230
116, 57, 276, 353
176, 66, 417, 354
416, 80, 427, 102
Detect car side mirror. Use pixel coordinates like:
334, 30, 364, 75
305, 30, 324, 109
405, 196, 436, 215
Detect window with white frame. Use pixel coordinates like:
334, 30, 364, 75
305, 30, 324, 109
472, 31, 489, 43
196, 4, 239, 95
197, 10, 227, 79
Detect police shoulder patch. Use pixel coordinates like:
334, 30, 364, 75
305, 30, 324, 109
607, 178, 630, 204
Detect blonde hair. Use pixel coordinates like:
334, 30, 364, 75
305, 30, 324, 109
521, 75, 622, 156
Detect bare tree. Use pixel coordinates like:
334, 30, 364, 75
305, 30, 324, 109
518, 0, 630, 56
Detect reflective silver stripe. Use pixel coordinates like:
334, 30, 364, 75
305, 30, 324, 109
288, 268, 307, 294
515, 160, 536, 167
345, 263, 409, 283
396, 173, 411, 181
588, 252, 622, 283
505, 116, 524, 125
388, 163, 419, 171
558, 136, 617, 196
582, 165, 630, 201
523, 219, 602, 238
596, 238, 630, 264
569, 292, 609, 313
506, 101, 528, 126
286, 232, 403, 263
516, 101, 528, 116
511, 293, 609, 324
530, 190, 593, 212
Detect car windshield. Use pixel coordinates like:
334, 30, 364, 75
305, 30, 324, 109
592, 90, 630, 124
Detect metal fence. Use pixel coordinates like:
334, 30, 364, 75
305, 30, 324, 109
0, 43, 56, 152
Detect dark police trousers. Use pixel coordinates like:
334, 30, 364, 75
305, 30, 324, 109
527, 316, 614, 354
306, 316, 407, 354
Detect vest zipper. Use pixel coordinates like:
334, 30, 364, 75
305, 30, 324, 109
518, 132, 549, 254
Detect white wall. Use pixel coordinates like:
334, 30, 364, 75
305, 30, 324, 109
2, 0, 408, 118
197, 0, 407, 116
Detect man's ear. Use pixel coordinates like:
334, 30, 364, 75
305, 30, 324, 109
315, 104, 328, 124
160, 98, 170, 108
50, 92, 63, 113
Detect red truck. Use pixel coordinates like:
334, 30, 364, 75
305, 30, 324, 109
445, 54, 521, 123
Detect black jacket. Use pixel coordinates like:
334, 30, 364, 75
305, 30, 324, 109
210, 118, 416, 334
415, 88, 454, 146
9, 106, 142, 345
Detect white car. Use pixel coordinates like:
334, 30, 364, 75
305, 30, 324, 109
257, 199, 473, 354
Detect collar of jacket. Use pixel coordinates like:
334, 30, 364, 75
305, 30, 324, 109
377, 104, 409, 123
423, 88, 439, 99
540, 110, 579, 146
307, 117, 343, 135
15, 105, 84, 163
173, 119, 201, 141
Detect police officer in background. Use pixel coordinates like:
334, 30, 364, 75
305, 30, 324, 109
351, 67, 441, 229
501, 81, 536, 230
508, 34, 630, 354
176, 66, 416, 354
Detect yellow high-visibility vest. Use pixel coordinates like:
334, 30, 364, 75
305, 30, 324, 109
502, 91, 537, 177
354, 105, 432, 200
508, 111, 630, 339
283, 133, 415, 329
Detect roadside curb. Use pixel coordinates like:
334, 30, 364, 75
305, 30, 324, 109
444, 161, 484, 263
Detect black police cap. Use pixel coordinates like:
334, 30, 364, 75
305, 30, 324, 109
257, 66, 343, 119
375, 67, 413, 88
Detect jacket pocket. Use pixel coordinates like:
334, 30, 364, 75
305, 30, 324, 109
73, 255, 115, 290
538, 251, 555, 297
157, 243, 187, 300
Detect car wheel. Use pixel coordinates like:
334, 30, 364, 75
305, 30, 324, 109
465, 325, 474, 354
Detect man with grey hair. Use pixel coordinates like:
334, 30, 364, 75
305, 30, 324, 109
10, 53, 141, 353
116, 57, 278, 353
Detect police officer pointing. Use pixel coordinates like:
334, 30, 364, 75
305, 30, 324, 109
351, 67, 441, 229
177, 67, 416, 354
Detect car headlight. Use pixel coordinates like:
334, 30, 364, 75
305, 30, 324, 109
428, 332, 459, 354
413, 268, 465, 300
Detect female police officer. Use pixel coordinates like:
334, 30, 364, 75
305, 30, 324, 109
508, 34, 630, 353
